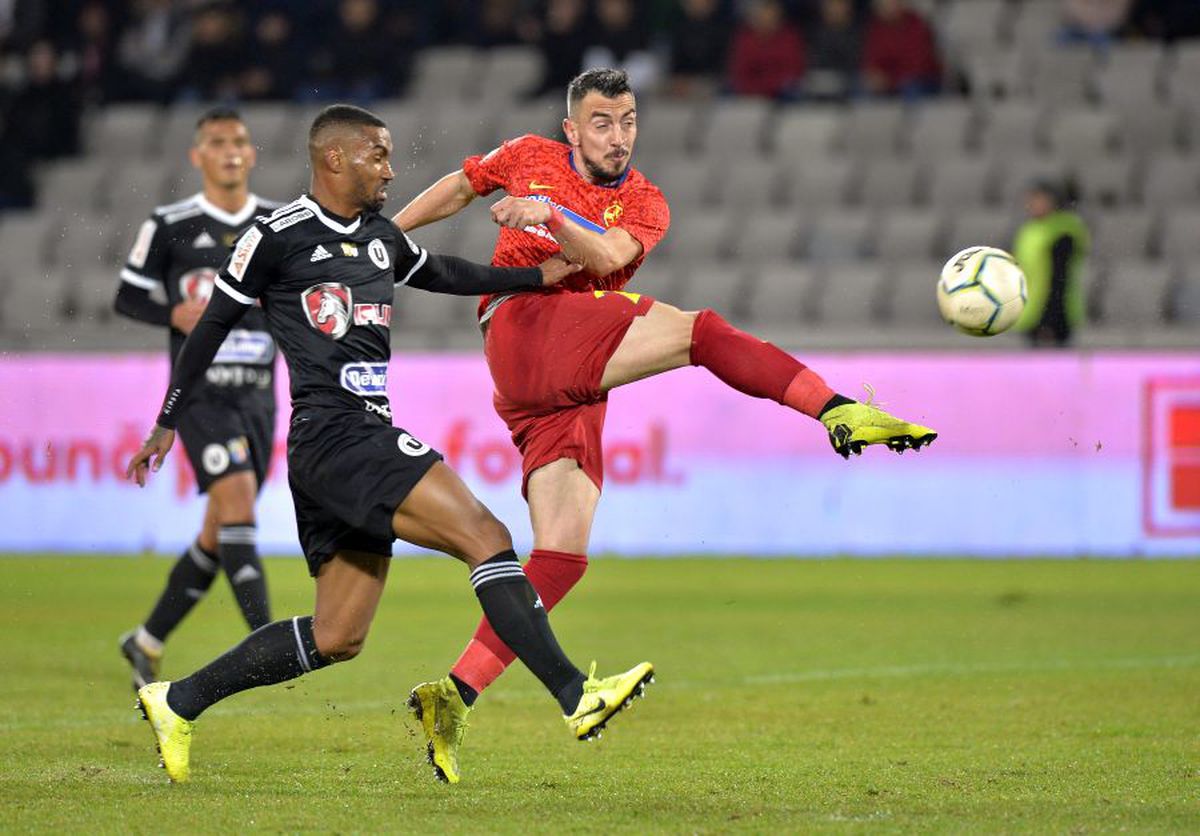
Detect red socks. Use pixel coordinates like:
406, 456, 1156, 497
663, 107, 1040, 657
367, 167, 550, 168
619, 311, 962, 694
451, 549, 588, 695
690, 309, 834, 418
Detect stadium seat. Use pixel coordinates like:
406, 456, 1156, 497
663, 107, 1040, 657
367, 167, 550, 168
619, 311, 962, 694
410, 47, 485, 100
1142, 154, 1200, 210
940, 0, 1008, 60
787, 158, 857, 208
744, 261, 820, 325
478, 47, 543, 102
882, 260, 945, 327
906, 100, 978, 158
992, 155, 1069, 211
857, 158, 923, 209
772, 107, 843, 159
805, 210, 872, 261
0, 213, 55, 278
1073, 157, 1136, 209
635, 98, 700, 157
1172, 267, 1200, 325
1160, 209, 1200, 262
420, 102, 495, 173
1114, 101, 1182, 157
819, 263, 885, 326
670, 264, 747, 314
247, 165, 308, 205
977, 101, 1044, 157
1099, 259, 1173, 325
103, 162, 171, 211
654, 158, 714, 209
699, 98, 772, 156
1094, 45, 1164, 110
1011, 0, 1065, 53
153, 104, 210, 159
875, 210, 943, 261
485, 98, 563, 149
0, 265, 65, 335
87, 104, 160, 159
1024, 46, 1097, 107
925, 155, 996, 208
48, 215, 120, 271
395, 282, 479, 330
1090, 209, 1157, 261
1167, 43, 1200, 110
455, 212, 502, 263
237, 103, 299, 159
709, 158, 784, 210
944, 208, 1018, 256
841, 102, 907, 158
656, 212, 733, 263
963, 48, 1025, 101
37, 158, 109, 212
727, 210, 806, 263
1045, 107, 1121, 160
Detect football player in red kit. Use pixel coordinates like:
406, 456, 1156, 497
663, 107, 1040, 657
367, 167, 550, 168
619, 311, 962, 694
395, 68, 936, 783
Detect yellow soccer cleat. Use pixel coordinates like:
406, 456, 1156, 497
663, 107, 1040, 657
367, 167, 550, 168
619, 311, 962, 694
820, 394, 937, 459
565, 661, 654, 742
407, 677, 471, 784
136, 681, 193, 783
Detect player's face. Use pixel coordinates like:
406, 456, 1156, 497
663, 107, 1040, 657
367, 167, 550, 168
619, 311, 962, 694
191, 119, 256, 190
347, 126, 395, 213
566, 92, 637, 185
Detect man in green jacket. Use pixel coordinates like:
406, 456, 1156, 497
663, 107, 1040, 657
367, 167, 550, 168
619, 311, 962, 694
1013, 179, 1090, 347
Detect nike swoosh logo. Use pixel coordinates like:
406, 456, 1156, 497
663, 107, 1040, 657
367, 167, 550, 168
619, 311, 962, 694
579, 697, 607, 717
528, 181, 554, 190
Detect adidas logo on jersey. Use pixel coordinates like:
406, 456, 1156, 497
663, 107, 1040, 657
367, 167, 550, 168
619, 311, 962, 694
310, 245, 333, 262
192, 231, 217, 248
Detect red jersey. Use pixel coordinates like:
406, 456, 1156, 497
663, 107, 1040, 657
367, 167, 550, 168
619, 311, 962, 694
461, 134, 670, 319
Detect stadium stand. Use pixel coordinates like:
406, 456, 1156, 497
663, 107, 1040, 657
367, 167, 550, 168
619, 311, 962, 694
0, 0, 1196, 352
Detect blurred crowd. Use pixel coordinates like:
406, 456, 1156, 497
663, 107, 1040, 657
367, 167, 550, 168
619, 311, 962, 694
0, 0, 1198, 207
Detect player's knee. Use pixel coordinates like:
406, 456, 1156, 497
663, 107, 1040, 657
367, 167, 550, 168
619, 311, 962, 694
312, 624, 368, 662
457, 504, 513, 566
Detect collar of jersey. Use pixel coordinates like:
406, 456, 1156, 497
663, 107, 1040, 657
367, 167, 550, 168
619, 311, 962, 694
299, 193, 362, 234
194, 192, 260, 227
566, 151, 631, 190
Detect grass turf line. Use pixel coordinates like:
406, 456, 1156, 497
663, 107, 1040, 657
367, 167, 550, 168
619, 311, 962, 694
0, 556, 1196, 833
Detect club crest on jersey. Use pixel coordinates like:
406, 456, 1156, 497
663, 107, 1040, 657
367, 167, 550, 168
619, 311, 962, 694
301, 282, 352, 339
367, 238, 389, 269
603, 202, 623, 227
179, 268, 218, 303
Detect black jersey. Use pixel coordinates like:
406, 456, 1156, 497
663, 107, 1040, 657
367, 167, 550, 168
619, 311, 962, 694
121, 192, 279, 387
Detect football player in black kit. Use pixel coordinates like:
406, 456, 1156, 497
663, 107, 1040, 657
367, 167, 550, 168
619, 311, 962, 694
115, 107, 279, 691
125, 105, 654, 784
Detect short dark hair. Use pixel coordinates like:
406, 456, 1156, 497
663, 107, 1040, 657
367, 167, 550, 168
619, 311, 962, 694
308, 104, 386, 145
567, 68, 632, 113
195, 106, 242, 133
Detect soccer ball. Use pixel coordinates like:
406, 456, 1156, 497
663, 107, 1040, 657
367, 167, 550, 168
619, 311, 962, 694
936, 246, 1027, 337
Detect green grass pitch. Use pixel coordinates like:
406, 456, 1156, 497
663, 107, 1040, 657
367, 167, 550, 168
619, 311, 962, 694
1, 555, 1197, 833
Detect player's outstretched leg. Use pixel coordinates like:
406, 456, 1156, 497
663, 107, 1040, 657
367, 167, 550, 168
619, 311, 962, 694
604, 303, 937, 457
394, 462, 652, 783
120, 538, 220, 690
134, 551, 385, 783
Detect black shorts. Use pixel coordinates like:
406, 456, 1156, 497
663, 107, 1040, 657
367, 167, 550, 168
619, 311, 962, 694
287, 408, 443, 576
177, 384, 276, 494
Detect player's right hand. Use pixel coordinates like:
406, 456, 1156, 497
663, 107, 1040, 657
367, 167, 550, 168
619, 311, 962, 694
537, 255, 583, 286
126, 425, 176, 487
170, 300, 206, 335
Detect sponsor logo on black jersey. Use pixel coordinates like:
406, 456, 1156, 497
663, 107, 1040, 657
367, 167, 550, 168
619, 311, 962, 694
339, 362, 388, 396
301, 282, 352, 339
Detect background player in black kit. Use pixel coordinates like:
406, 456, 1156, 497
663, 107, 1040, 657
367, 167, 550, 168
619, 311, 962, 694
114, 108, 279, 691
124, 105, 654, 784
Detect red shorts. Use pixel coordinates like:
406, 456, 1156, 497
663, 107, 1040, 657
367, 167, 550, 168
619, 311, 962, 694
484, 290, 656, 496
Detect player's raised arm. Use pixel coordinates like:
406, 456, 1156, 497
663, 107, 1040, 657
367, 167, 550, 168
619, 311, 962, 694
392, 224, 580, 293
392, 170, 477, 231
126, 223, 276, 486
490, 195, 646, 277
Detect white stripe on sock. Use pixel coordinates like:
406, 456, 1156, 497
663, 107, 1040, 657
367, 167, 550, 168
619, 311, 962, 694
292, 617, 311, 673
469, 564, 526, 588
188, 543, 218, 572
135, 625, 164, 655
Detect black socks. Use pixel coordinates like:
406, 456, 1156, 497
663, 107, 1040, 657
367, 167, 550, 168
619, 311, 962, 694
143, 541, 219, 643
218, 524, 271, 630
819, 393, 854, 417
166, 616, 329, 720
469, 551, 585, 713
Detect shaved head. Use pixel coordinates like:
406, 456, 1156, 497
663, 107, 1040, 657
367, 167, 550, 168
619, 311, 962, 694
307, 103, 387, 163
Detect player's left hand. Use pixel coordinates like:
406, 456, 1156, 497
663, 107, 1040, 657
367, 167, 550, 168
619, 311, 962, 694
490, 196, 551, 229
537, 255, 583, 286
126, 424, 176, 487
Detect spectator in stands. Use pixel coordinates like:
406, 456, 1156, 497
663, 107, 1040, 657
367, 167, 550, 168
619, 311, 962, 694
727, 0, 806, 99
240, 10, 299, 101
114, 0, 187, 103
329, 0, 409, 101
803, 0, 862, 101
1059, 0, 1134, 48
70, 0, 119, 105
177, 3, 247, 102
1013, 179, 1090, 348
583, 0, 659, 92
469, 0, 525, 47
1132, 0, 1200, 41
666, 0, 730, 97
522, 0, 590, 99
861, 0, 940, 99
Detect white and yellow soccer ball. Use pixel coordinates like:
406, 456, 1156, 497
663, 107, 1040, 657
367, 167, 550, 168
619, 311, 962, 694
936, 246, 1027, 337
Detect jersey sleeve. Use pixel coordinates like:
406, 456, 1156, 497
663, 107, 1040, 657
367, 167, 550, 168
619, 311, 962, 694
461, 134, 537, 196
213, 221, 281, 305
120, 215, 169, 290
615, 180, 671, 257
393, 226, 430, 286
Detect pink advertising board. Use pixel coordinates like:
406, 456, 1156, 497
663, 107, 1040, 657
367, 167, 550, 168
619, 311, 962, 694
0, 351, 1196, 556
